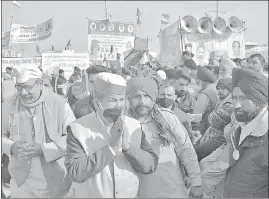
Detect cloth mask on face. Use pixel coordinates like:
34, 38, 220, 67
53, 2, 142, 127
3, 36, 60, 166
95, 99, 122, 123
103, 107, 122, 123
158, 97, 174, 108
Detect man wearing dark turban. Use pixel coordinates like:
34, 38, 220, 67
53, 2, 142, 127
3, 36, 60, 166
126, 76, 202, 198
223, 68, 268, 198
193, 66, 219, 136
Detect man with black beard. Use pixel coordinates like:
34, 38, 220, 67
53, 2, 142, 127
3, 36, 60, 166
174, 70, 196, 114
223, 68, 268, 198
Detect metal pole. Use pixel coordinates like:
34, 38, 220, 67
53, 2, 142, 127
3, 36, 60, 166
104, 0, 108, 19
178, 16, 184, 54
216, 0, 219, 18
8, 4, 15, 50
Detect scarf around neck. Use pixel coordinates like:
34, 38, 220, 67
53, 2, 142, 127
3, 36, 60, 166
10, 87, 62, 146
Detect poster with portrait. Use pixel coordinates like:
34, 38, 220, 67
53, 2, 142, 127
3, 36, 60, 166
182, 28, 245, 65
88, 20, 135, 61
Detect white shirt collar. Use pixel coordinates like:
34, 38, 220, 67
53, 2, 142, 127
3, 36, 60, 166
238, 106, 268, 145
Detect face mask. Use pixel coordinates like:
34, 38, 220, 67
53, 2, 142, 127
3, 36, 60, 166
158, 98, 174, 108
103, 107, 122, 123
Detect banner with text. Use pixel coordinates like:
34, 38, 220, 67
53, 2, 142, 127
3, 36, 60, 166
182, 28, 245, 65
10, 18, 53, 43
1, 57, 41, 72
159, 21, 182, 66
88, 19, 135, 61
42, 52, 89, 78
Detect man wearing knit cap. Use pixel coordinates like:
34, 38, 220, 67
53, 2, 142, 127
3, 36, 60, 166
196, 77, 234, 161
126, 76, 202, 198
206, 58, 237, 96
65, 72, 158, 198
2, 64, 76, 198
193, 66, 218, 136
223, 68, 268, 198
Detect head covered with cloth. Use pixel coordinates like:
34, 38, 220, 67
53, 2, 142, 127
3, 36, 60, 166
13, 64, 44, 104
232, 68, 268, 123
92, 72, 127, 123
126, 76, 181, 145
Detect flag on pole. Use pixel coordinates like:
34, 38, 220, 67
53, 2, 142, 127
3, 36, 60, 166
13, 1, 21, 8
36, 45, 41, 54
136, 8, 141, 17
161, 14, 170, 25
51, 45, 54, 51
65, 40, 71, 50
136, 8, 142, 27
110, 45, 114, 54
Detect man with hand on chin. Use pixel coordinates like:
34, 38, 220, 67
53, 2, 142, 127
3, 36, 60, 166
65, 72, 158, 198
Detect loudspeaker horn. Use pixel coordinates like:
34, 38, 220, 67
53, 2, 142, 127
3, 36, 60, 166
228, 16, 243, 32
181, 15, 198, 33
198, 17, 213, 34
213, 17, 227, 34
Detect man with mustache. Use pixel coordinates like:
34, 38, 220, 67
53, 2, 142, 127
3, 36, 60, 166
65, 72, 158, 198
196, 78, 234, 161
223, 68, 268, 198
2, 65, 76, 198
174, 69, 196, 114
126, 76, 202, 198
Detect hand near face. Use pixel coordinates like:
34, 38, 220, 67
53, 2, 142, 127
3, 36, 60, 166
109, 116, 123, 152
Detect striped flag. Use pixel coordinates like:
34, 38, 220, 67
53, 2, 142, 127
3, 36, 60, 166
161, 14, 170, 25
13, 1, 20, 8
36, 45, 41, 54
65, 40, 71, 50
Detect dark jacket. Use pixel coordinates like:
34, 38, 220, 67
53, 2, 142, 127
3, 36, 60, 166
224, 127, 268, 198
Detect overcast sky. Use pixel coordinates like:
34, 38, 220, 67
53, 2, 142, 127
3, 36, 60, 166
2, 1, 268, 56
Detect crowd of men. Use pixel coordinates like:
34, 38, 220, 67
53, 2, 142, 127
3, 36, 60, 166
1, 49, 268, 198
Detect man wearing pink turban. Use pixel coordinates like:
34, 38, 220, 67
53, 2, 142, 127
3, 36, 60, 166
126, 76, 202, 198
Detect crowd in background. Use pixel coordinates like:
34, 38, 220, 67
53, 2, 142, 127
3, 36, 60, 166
1, 49, 268, 198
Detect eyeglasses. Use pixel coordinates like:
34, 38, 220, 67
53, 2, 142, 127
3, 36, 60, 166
15, 80, 38, 91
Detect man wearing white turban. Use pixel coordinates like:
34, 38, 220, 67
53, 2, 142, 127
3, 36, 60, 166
65, 72, 158, 198
2, 64, 76, 198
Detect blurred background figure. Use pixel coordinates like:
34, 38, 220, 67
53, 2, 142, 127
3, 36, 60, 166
55, 69, 68, 97
247, 53, 267, 77
2, 73, 16, 102
232, 58, 242, 68
67, 81, 87, 110
69, 66, 82, 83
